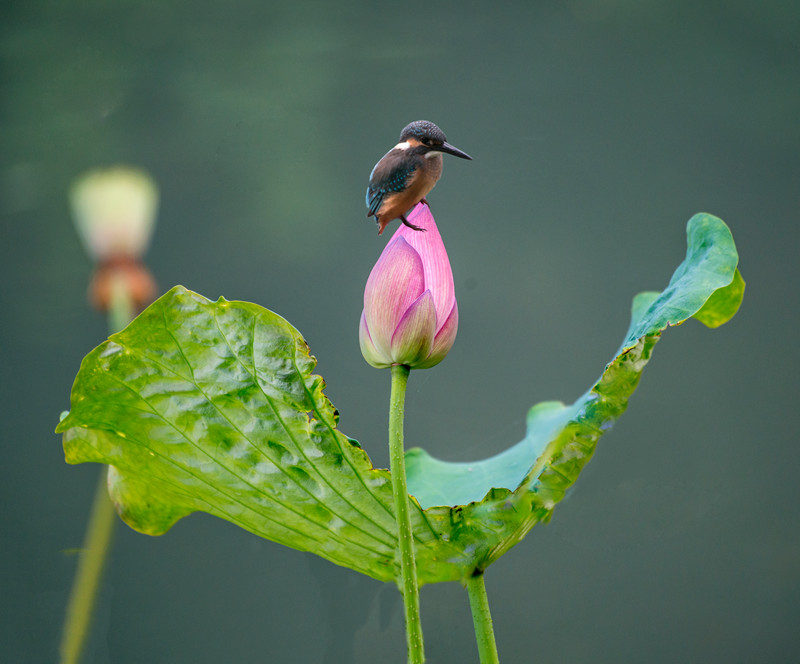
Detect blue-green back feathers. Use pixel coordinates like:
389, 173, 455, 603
366, 157, 418, 217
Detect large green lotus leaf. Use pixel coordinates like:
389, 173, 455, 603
58, 213, 742, 584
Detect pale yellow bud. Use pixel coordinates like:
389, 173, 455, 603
69, 166, 158, 261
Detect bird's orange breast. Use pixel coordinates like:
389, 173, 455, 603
376, 153, 443, 222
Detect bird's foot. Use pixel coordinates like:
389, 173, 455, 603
400, 215, 426, 232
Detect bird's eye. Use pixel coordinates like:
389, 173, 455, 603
421, 137, 431, 146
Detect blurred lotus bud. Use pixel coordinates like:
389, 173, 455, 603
69, 166, 158, 312
69, 166, 158, 261
359, 203, 458, 369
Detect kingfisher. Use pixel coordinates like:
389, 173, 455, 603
366, 120, 472, 235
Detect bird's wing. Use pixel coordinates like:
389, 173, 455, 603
366, 155, 418, 217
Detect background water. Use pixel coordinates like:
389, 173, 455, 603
2, 1, 798, 662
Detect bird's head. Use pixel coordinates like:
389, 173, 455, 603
398, 120, 472, 160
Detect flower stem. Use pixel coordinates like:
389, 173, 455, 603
388, 363, 425, 663
108, 271, 135, 333
60, 278, 133, 664
466, 571, 500, 664
59, 468, 116, 664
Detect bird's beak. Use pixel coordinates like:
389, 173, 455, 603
437, 142, 472, 160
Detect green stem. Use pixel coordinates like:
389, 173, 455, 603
60, 279, 134, 664
388, 363, 425, 663
108, 272, 135, 333
466, 571, 500, 664
60, 468, 116, 664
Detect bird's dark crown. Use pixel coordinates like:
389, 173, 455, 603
399, 120, 447, 147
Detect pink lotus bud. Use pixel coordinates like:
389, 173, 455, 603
359, 203, 458, 369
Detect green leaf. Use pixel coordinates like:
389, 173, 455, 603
405, 213, 742, 571
693, 268, 745, 328
58, 289, 405, 581
620, 213, 741, 346
58, 213, 742, 584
